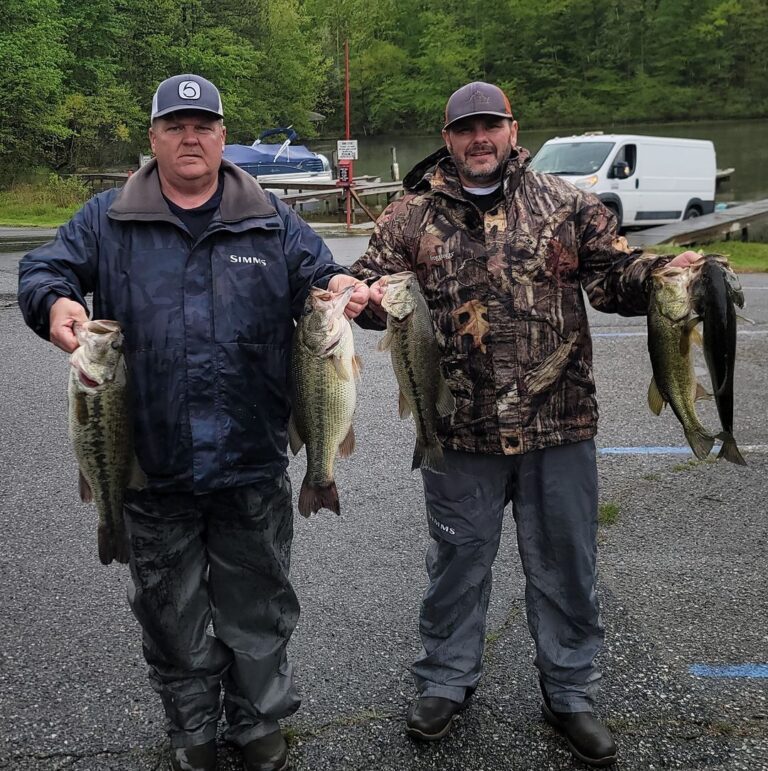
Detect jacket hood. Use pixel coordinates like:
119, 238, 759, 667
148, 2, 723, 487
403, 146, 531, 197
108, 158, 277, 222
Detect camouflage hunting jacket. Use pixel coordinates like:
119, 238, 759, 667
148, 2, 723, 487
351, 147, 670, 456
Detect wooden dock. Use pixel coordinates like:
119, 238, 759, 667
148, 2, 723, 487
266, 178, 403, 221
626, 198, 768, 248
716, 167, 735, 187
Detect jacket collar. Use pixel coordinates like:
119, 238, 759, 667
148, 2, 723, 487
407, 146, 531, 201
108, 159, 277, 223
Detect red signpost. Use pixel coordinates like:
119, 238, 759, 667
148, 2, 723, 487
343, 39, 352, 228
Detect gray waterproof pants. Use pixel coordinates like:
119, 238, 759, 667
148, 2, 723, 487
413, 440, 603, 713
123, 474, 300, 748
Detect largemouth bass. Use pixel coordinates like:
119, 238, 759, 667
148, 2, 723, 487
289, 286, 359, 516
378, 271, 456, 471
68, 320, 136, 564
647, 266, 715, 460
690, 255, 746, 465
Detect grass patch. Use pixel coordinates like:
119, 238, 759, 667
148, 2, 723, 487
0, 175, 91, 227
660, 241, 768, 272
706, 720, 738, 737
598, 502, 620, 526
671, 457, 716, 472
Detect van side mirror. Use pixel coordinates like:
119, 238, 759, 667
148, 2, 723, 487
610, 161, 631, 179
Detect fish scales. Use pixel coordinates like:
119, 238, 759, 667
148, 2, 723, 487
68, 320, 135, 564
380, 272, 456, 471
292, 337, 356, 484
289, 286, 358, 516
647, 267, 714, 460
391, 303, 438, 441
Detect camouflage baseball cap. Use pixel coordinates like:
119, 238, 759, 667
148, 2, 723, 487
151, 74, 224, 120
444, 82, 513, 130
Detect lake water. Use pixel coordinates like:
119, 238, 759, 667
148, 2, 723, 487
310, 119, 767, 204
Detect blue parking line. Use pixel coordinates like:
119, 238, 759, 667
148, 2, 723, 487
600, 446, 706, 455
592, 330, 767, 338
690, 664, 768, 678
593, 332, 646, 337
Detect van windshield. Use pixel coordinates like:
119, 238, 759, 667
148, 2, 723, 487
530, 141, 615, 175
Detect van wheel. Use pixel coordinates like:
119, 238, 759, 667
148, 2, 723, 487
684, 205, 701, 220
604, 203, 621, 227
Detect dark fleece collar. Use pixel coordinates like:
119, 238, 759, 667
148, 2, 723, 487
108, 159, 277, 222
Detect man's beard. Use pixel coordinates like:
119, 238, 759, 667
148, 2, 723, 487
454, 143, 512, 184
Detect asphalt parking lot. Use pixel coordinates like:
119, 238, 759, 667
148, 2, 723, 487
0, 236, 766, 770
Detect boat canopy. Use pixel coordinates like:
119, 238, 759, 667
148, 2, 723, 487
223, 143, 321, 165
223, 141, 329, 176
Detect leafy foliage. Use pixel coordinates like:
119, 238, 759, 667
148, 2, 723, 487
0, 0, 766, 177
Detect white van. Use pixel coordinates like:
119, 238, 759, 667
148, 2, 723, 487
529, 133, 716, 227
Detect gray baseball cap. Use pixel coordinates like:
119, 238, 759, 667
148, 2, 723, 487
151, 74, 224, 120
444, 81, 513, 130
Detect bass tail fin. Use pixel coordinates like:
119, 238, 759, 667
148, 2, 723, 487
97, 523, 113, 565
716, 432, 747, 466
298, 478, 340, 517
684, 428, 715, 461
412, 439, 446, 473
97, 515, 130, 566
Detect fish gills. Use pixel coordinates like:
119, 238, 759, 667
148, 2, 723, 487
289, 286, 359, 516
379, 272, 455, 472
68, 320, 134, 564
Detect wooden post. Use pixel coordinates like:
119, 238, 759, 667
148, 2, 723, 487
390, 146, 400, 181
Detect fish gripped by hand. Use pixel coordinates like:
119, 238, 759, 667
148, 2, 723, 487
289, 286, 360, 517
647, 266, 715, 460
378, 271, 456, 472
68, 319, 142, 564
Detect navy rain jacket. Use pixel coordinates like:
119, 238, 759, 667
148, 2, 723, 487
18, 159, 347, 492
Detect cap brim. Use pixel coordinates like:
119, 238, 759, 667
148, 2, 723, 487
443, 110, 513, 131
151, 106, 224, 120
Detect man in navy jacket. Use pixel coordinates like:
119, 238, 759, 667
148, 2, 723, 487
18, 74, 368, 771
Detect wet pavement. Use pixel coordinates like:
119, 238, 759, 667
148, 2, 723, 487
0, 236, 766, 770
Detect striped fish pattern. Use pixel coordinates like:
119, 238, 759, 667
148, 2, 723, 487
289, 287, 360, 517
378, 271, 455, 471
68, 320, 134, 564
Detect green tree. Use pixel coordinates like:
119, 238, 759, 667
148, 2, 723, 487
0, 0, 67, 175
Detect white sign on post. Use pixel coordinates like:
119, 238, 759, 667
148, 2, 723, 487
337, 140, 358, 160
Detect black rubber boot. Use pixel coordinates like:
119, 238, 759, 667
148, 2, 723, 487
241, 730, 288, 771
169, 740, 217, 771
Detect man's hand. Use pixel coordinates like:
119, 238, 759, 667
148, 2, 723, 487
50, 297, 88, 352
667, 250, 704, 269
327, 274, 370, 319
369, 277, 388, 309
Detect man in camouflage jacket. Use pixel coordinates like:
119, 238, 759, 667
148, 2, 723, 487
351, 81, 701, 767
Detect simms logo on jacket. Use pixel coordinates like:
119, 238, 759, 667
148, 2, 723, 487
230, 254, 267, 266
